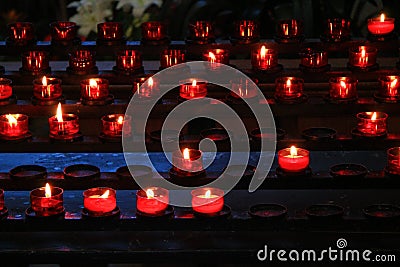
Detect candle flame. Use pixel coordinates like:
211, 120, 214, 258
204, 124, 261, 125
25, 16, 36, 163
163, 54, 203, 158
100, 190, 109, 198
340, 80, 347, 89
391, 78, 398, 88
208, 52, 216, 62
89, 79, 98, 87
117, 116, 124, 124
148, 77, 153, 87
380, 13, 385, 22
361, 47, 366, 58
260, 46, 266, 57
5, 114, 18, 127
56, 102, 63, 122
290, 145, 297, 157
45, 183, 51, 198
371, 112, 377, 121
204, 189, 211, 198
192, 80, 197, 86
146, 188, 154, 198
183, 148, 190, 160
286, 79, 291, 87
42, 76, 47, 86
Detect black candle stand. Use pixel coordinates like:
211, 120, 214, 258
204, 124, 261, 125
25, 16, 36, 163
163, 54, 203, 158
96, 37, 127, 46
274, 35, 305, 44
116, 165, 153, 182
373, 92, 399, 103
66, 66, 99, 75
63, 164, 100, 180
320, 34, 350, 43
192, 204, 231, 219
148, 129, 183, 143
301, 127, 337, 141
329, 163, 368, 180
250, 127, 286, 141
136, 205, 175, 220
248, 203, 287, 221
367, 32, 397, 42
81, 94, 114, 106
200, 128, 230, 143
19, 67, 51, 76
0, 94, 17, 106
112, 66, 144, 76
0, 132, 32, 143
305, 204, 345, 220
81, 206, 121, 220
25, 207, 65, 221
222, 164, 256, 188
5, 38, 36, 47
274, 94, 308, 104
98, 132, 122, 143
9, 164, 47, 180
50, 37, 81, 47
49, 132, 83, 143
0, 65, 4, 74
141, 37, 171, 46
31, 95, 65, 106
168, 167, 207, 187
275, 166, 312, 179
229, 36, 259, 45
299, 64, 331, 73
363, 204, 400, 220
323, 94, 358, 104
185, 37, 215, 45
347, 63, 379, 72
351, 129, 387, 139
224, 93, 260, 105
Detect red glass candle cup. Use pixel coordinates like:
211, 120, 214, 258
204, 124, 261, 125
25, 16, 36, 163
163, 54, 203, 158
230, 78, 258, 99
329, 77, 358, 100
189, 21, 214, 41
133, 76, 159, 98
277, 19, 303, 39
48, 104, 79, 137
299, 48, 328, 68
323, 18, 351, 41
68, 50, 96, 72
367, 14, 395, 35
97, 22, 123, 40
251, 46, 278, 70
7, 22, 34, 44
141, 21, 167, 40
30, 184, 64, 217
275, 77, 304, 100
80, 78, 109, 101
386, 147, 400, 175
191, 187, 224, 214
160, 49, 186, 68
33, 76, 62, 100
278, 146, 310, 172
101, 114, 131, 137
356, 112, 387, 136
50, 21, 77, 41
116, 49, 142, 71
348, 46, 377, 68
0, 78, 13, 100
136, 187, 169, 215
179, 79, 207, 99
21, 51, 49, 73
203, 49, 229, 70
83, 187, 117, 216
172, 148, 203, 173
378, 75, 400, 98
233, 20, 259, 40
0, 114, 29, 138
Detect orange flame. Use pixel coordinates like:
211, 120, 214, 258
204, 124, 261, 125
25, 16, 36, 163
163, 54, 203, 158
340, 80, 347, 89
260, 46, 266, 57
380, 13, 385, 22
45, 183, 51, 198
89, 79, 97, 87
148, 77, 154, 87
42, 76, 47, 86
371, 112, 377, 121
204, 189, 211, 198
5, 114, 18, 127
361, 47, 366, 58
146, 188, 155, 198
290, 146, 297, 157
192, 80, 197, 86
100, 190, 109, 198
56, 103, 63, 122
391, 78, 398, 88
208, 52, 216, 62
183, 148, 190, 160
117, 116, 124, 124
286, 79, 291, 87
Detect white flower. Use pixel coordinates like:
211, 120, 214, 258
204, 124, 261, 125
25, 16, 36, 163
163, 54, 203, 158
115, 0, 162, 17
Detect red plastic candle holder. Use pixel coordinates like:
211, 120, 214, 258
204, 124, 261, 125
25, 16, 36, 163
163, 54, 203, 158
275, 77, 304, 100
0, 78, 13, 100
251, 45, 278, 71
21, 51, 50, 73
48, 103, 79, 137
83, 187, 117, 216
141, 21, 167, 40
172, 148, 203, 173
30, 183, 64, 217
0, 114, 29, 138
299, 48, 328, 68
356, 112, 387, 136
322, 18, 351, 42
367, 14, 395, 35
232, 20, 259, 41
191, 187, 224, 214
378, 75, 400, 98
188, 21, 214, 42
160, 49, 186, 68
49, 21, 77, 41
278, 146, 310, 172
101, 114, 131, 137
116, 49, 142, 72
80, 78, 109, 101
136, 187, 169, 215
329, 77, 358, 100
33, 76, 62, 100
348, 46, 377, 68
7, 22, 35, 44
97, 22, 124, 40
203, 49, 230, 69
386, 147, 400, 175
230, 78, 258, 99
133, 75, 159, 99
68, 50, 96, 73
179, 79, 207, 100
276, 19, 303, 39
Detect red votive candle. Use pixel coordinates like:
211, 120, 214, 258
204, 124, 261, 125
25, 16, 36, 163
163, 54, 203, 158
160, 49, 186, 68
80, 78, 109, 101
329, 77, 358, 100
251, 45, 278, 70
323, 18, 351, 41
68, 50, 96, 72
349, 46, 377, 68
378, 75, 400, 98
136, 187, 169, 215
33, 76, 62, 100
172, 148, 203, 173
230, 78, 258, 99
141, 21, 167, 40
367, 13, 395, 35
21, 51, 49, 73
191, 187, 224, 214
7, 22, 34, 44
0, 78, 13, 100
179, 79, 207, 99
133, 76, 160, 98
189, 20, 214, 41
97, 22, 123, 40
356, 112, 387, 136
101, 114, 131, 137
116, 49, 142, 71
30, 183, 63, 217
278, 146, 310, 172
49, 21, 77, 41
48, 103, 79, 137
0, 114, 29, 138
83, 187, 117, 216
233, 20, 259, 40
203, 49, 229, 69
386, 147, 400, 175
275, 77, 304, 100
277, 19, 303, 39
299, 48, 328, 68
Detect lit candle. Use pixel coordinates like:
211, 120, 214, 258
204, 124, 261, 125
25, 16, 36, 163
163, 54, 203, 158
367, 13, 395, 35
33, 76, 62, 100
101, 114, 131, 137
299, 48, 328, 68
48, 103, 79, 137
179, 79, 207, 99
191, 187, 224, 214
356, 111, 387, 136
275, 77, 304, 100
203, 49, 229, 69
278, 146, 310, 172
230, 78, 258, 99
30, 183, 64, 217
136, 187, 169, 215
0, 114, 29, 137
233, 20, 259, 41
329, 77, 358, 100
160, 49, 186, 68
386, 147, 400, 175
116, 49, 142, 72
83, 187, 117, 216
0, 78, 13, 100
134, 76, 160, 99
276, 19, 303, 39
80, 78, 109, 100
349, 46, 377, 68
21, 51, 50, 73
378, 75, 399, 98
172, 148, 203, 173
251, 45, 278, 70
